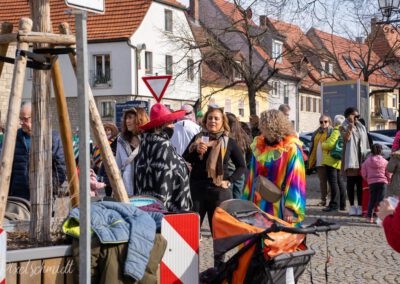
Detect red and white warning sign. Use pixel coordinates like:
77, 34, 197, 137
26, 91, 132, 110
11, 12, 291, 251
142, 75, 172, 103
0, 228, 6, 284
160, 213, 199, 284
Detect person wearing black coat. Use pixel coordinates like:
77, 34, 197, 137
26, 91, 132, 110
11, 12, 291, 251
8, 103, 66, 201
183, 106, 246, 230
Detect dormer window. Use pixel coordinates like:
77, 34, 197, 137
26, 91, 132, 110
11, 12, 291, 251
382, 67, 392, 78
272, 40, 283, 63
356, 59, 365, 69
320, 61, 333, 75
343, 56, 356, 72
233, 61, 243, 81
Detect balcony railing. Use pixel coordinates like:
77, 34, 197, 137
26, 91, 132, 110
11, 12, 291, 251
372, 107, 397, 121
90, 70, 112, 88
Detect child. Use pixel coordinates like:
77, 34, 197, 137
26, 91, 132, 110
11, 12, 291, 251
361, 144, 392, 222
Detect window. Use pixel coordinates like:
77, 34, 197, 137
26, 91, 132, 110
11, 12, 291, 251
256, 101, 260, 115
382, 67, 393, 78
393, 96, 397, 108
306, 97, 311, 112
100, 101, 115, 119
328, 63, 333, 74
165, 55, 173, 75
272, 81, 279, 97
225, 99, 232, 113
165, 9, 173, 32
320, 61, 326, 75
356, 59, 365, 69
272, 40, 283, 63
238, 100, 244, 117
93, 54, 111, 87
313, 98, 317, 112
187, 59, 194, 81
301, 95, 305, 111
376, 123, 384, 130
317, 98, 321, 113
283, 84, 289, 104
343, 56, 356, 72
145, 52, 153, 74
233, 61, 243, 81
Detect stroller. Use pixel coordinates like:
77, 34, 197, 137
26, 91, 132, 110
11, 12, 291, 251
201, 200, 340, 284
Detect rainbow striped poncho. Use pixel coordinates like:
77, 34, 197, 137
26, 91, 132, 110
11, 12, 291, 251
243, 135, 306, 226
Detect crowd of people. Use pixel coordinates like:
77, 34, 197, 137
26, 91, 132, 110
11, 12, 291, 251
5, 101, 400, 254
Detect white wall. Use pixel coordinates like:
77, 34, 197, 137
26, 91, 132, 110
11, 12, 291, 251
267, 79, 297, 125
131, 2, 201, 103
22, 41, 133, 99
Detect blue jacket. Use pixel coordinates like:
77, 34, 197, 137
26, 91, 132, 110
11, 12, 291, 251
63, 201, 157, 281
9, 129, 66, 200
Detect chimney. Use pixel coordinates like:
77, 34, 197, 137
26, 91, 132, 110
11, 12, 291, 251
355, 37, 364, 43
189, 0, 200, 23
260, 15, 267, 26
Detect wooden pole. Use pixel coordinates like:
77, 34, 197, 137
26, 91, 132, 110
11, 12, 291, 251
0, 18, 32, 226
59, 22, 129, 203
18, 31, 75, 45
0, 33, 17, 45
51, 57, 79, 208
29, 0, 53, 243
0, 22, 13, 78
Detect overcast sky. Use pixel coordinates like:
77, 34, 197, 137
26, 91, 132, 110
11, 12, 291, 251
176, 0, 384, 39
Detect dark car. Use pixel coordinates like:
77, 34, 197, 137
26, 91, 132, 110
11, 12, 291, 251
299, 134, 313, 175
371, 129, 396, 139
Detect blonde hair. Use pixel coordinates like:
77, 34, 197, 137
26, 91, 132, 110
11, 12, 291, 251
319, 114, 332, 126
202, 107, 230, 133
259, 109, 295, 140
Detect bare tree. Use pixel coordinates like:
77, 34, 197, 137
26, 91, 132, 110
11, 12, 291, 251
166, 0, 327, 115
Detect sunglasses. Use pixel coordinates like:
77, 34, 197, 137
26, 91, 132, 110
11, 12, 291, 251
320, 120, 329, 124
354, 115, 360, 119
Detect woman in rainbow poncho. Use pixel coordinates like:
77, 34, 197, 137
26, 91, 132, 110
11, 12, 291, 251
243, 110, 306, 227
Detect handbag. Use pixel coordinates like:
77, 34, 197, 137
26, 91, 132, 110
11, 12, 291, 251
255, 175, 282, 203
330, 135, 343, 160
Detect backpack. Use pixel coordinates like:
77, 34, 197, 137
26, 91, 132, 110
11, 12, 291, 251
330, 135, 343, 160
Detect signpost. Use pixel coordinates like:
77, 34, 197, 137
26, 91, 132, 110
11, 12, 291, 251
115, 100, 149, 129
66, 1, 104, 283
142, 75, 172, 103
65, 0, 105, 14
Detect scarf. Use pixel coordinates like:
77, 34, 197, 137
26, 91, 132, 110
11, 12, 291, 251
341, 119, 369, 172
200, 130, 229, 186
92, 136, 117, 168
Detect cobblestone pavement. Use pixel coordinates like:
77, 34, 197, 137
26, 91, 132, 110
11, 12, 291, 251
199, 173, 400, 283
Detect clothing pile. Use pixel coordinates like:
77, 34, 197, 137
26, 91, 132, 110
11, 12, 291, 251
63, 200, 167, 284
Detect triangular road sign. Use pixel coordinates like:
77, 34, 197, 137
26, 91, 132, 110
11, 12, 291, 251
142, 75, 172, 103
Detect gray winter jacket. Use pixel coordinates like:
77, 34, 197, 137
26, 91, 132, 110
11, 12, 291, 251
63, 201, 157, 281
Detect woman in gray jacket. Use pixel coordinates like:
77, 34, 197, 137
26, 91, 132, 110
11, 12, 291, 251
340, 107, 370, 216
115, 107, 149, 197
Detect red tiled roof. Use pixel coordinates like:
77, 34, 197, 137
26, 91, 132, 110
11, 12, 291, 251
308, 28, 397, 88
211, 0, 297, 78
0, 0, 185, 41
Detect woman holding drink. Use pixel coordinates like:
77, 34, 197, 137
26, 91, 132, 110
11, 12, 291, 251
183, 105, 246, 230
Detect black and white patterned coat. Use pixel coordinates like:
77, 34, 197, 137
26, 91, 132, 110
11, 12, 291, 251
134, 132, 192, 212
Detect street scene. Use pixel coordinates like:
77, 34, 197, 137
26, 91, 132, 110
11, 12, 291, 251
0, 0, 400, 283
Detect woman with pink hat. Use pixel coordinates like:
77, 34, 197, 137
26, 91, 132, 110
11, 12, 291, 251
134, 103, 192, 212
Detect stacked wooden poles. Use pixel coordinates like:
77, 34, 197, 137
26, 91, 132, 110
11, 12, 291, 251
0, 18, 32, 225
51, 57, 79, 208
59, 22, 129, 203
29, 0, 53, 243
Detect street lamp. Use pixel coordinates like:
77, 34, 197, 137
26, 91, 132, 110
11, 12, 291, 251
378, 0, 400, 23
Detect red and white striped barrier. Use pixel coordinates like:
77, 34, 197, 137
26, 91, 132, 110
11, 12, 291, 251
160, 213, 200, 284
0, 228, 6, 284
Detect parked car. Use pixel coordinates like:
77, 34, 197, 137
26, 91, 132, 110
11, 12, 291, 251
299, 134, 313, 174
369, 141, 391, 160
371, 129, 396, 139
369, 132, 394, 147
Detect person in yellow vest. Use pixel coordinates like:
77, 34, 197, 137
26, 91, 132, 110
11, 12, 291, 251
309, 115, 333, 206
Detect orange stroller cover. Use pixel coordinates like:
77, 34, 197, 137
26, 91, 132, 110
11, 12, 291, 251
212, 200, 306, 284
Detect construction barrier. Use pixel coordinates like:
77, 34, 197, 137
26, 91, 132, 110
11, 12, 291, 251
0, 229, 5, 284
160, 213, 200, 284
